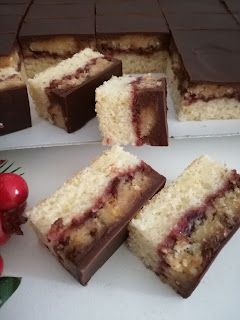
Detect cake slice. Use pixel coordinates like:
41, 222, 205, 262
28, 48, 122, 133
28, 146, 166, 285
96, 0, 170, 74
0, 67, 31, 135
167, 30, 240, 120
128, 156, 240, 297
19, 1, 96, 78
96, 75, 168, 146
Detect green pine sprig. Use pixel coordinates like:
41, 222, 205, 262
0, 277, 21, 308
0, 160, 24, 175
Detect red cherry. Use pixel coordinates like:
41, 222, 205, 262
0, 255, 3, 275
0, 214, 10, 245
0, 173, 28, 211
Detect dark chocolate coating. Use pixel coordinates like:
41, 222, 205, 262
134, 79, 168, 146
96, 0, 162, 16
0, 4, 28, 15
50, 59, 122, 133
222, 0, 240, 13
20, 18, 95, 37
172, 29, 240, 83
0, 0, 30, 3
0, 34, 16, 56
25, 4, 94, 19
165, 12, 239, 30
96, 14, 169, 35
57, 168, 166, 285
0, 16, 22, 33
160, 0, 227, 13
0, 85, 32, 135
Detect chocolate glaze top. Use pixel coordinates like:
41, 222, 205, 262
0, 4, 28, 15
0, 16, 22, 33
96, 0, 162, 16
25, 3, 94, 20
165, 13, 239, 30
222, 0, 240, 13
34, 0, 91, 3
0, 0, 30, 3
160, 0, 227, 13
0, 33, 16, 56
172, 29, 240, 84
96, 14, 169, 35
20, 18, 95, 37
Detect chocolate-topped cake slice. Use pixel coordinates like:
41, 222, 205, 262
19, 1, 96, 78
128, 156, 240, 297
96, 74, 168, 146
28, 146, 166, 285
96, 0, 170, 74
167, 30, 240, 120
28, 48, 122, 133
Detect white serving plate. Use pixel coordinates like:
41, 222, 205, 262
1, 138, 240, 320
1, 82, 240, 151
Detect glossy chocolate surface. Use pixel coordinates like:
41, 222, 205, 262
96, 0, 168, 35
0, 4, 28, 15
165, 12, 239, 30
172, 30, 240, 83
96, 0, 161, 16
20, 18, 95, 37
0, 85, 32, 135
222, 0, 240, 13
25, 4, 94, 19
96, 14, 169, 35
160, 0, 227, 13
0, 16, 22, 33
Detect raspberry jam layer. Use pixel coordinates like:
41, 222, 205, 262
47, 163, 148, 249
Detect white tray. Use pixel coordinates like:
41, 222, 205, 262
1, 139, 240, 319
1, 83, 240, 151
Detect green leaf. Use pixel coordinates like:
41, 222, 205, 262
0, 160, 24, 175
0, 277, 21, 308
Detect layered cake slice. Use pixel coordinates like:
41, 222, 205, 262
96, 0, 170, 74
19, 1, 96, 78
28, 146, 166, 285
128, 156, 240, 297
96, 75, 168, 146
167, 30, 240, 120
28, 48, 122, 133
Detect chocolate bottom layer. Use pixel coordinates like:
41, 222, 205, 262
158, 172, 240, 297
47, 165, 166, 285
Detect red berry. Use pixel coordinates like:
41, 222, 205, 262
0, 173, 28, 211
0, 214, 10, 245
0, 255, 3, 275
